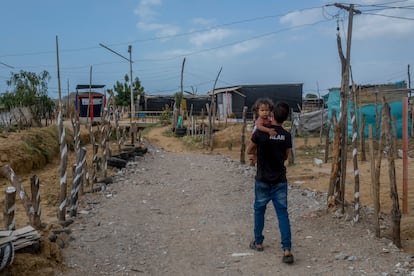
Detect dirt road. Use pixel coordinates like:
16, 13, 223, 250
57, 142, 414, 275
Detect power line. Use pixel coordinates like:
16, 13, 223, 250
135, 18, 334, 62
362, 12, 414, 20
0, 6, 327, 59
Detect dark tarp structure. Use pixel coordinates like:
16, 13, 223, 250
211, 84, 303, 120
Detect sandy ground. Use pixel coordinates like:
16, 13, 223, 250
0, 122, 414, 274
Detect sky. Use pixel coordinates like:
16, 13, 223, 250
1, 0, 414, 99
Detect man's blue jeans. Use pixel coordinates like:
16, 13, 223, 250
253, 180, 291, 251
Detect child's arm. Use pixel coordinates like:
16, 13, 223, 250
256, 121, 277, 136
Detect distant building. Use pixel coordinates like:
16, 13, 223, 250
210, 84, 303, 120
142, 83, 303, 120
75, 84, 106, 123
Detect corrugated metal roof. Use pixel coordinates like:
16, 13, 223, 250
208, 86, 245, 97
76, 84, 105, 89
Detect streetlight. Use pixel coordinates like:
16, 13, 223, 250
99, 43, 134, 123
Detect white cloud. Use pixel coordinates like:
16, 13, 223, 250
134, 0, 162, 19
192, 17, 216, 26
353, 5, 414, 39
214, 39, 262, 58
134, 0, 181, 38
280, 8, 324, 27
189, 28, 234, 47
137, 22, 180, 37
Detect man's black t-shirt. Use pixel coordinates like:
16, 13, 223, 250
251, 125, 292, 184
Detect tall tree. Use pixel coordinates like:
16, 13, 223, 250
113, 74, 144, 108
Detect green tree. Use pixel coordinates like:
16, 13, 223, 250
113, 74, 145, 108
1, 70, 54, 124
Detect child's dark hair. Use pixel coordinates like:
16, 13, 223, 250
273, 101, 290, 123
252, 97, 274, 115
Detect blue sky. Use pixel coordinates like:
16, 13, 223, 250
0, 0, 413, 99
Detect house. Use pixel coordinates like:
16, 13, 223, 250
210, 84, 303, 120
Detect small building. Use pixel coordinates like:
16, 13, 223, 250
75, 84, 106, 123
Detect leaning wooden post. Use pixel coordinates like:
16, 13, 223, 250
368, 124, 380, 237
30, 175, 41, 228
402, 96, 409, 214
205, 103, 212, 149
0, 165, 35, 224
4, 186, 16, 230
72, 119, 80, 156
101, 124, 108, 178
328, 109, 341, 208
130, 122, 136, 146
240, 106, 248, 164
116, 111, 121, 152
289, 112, 298, 165
89, 122, 98, 186
69, 147, 87, 217
57, 111, 68, 221
324, 122, 331, 163
374, 118, 385, 225
351, 112, 360, 222
382, 102, 402, 248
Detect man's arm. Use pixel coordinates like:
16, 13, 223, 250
247, 141, 257, 155
285, 148, 291, 161
247, 141, 257, 166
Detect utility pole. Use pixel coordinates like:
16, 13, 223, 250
99, 43, 134, 124
128, 45, 135, 123
334, 3, 361, 213
56, 35, 62, 114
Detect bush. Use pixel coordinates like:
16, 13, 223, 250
160, 109, 172, 125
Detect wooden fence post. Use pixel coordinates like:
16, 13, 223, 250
69, 147, 87, 217
382, 102, 401, 248
101, 124, 109, 178
30, 175, 41, 228
359, 114, 366, 161
0, 166, 34, 224
324, 122, 331, 163
289, 113, 298, 165
240, 106, 248, 164
368, 124, 380, 237
328, 110, 341, 208
4, 186, 16, 230
58, 112, 68, 222
92, 143, 99, 186
351, 112, 360, 222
